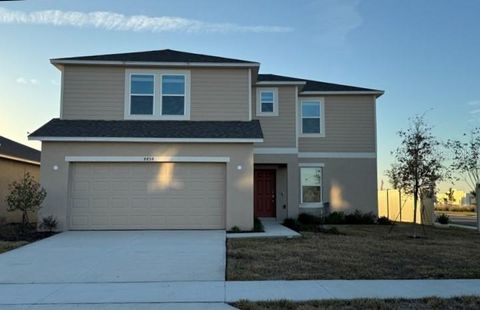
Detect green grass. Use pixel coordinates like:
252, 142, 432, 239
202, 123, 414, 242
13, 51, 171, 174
233, 296, 480, 310
227, 223, 480, 280
0, 240, 28, 254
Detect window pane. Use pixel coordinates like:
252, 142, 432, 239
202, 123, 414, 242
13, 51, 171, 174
301, 168, 322, 186
261, 102, 274, 112
131, 75, 154, 94
302, 118, 320, 133
303, 186, 321, 203
131, 95, 153, 115
302, 102, 320, 117
162, 75, 185, 95
162, 96, 185, 115
261, 91, 274, 102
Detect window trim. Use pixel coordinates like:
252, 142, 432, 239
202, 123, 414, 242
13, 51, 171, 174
124, 69, 190, 120
300, 166, 324, 207
256, 88, 278, 116
299, 98, 325, 137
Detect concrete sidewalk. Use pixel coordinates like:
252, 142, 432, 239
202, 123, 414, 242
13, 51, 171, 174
227, 218, 300, 239
1, 280, 480, 306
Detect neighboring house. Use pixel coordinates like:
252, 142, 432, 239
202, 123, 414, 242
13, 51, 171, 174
0, 136, 41, 223
29, 49, 383, 231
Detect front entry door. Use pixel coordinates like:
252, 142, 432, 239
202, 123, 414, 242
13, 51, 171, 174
254, 169, 276, 217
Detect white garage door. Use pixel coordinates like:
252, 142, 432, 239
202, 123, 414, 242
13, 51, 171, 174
68, 162, 225, 230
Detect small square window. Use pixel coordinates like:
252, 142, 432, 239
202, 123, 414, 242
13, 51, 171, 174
257, 88, 278, 116
301, 100, 323, 135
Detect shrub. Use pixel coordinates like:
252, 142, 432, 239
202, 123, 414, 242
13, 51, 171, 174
6, 173, 46, 228
229, 226, 241, 232
325, 211, 346, 224
377, 216, 393, 225
344, 210, 377, 224
298, 213, 323, 225
283, 218, 299, 231
39, 216, 58, 232
253, 217, 264, 232
437, 213, 450, 225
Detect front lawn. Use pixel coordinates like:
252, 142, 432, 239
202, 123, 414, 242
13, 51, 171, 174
227, 223, 480, 280
0, 240, 28, 254
233, 296, 480, 310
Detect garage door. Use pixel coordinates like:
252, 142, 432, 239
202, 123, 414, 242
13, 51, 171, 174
68, 162, 225, 230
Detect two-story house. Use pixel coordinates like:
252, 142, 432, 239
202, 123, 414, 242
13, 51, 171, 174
29, 49, 383, 231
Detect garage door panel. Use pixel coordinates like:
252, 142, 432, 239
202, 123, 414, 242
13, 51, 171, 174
68, 162, 225, 230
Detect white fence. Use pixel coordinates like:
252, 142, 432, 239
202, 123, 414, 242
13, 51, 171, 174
378, 189, 434, 225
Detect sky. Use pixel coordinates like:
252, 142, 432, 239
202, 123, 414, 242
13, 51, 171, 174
0, 0, 479, 192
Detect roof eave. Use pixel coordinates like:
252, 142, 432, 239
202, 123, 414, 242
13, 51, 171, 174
300, 90, 384, 98
28, 136, 264, 143
50, 59, 260, 68
0, 154, 40, 165
256, 81, 306, 86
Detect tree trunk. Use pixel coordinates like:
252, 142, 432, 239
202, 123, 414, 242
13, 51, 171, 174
413, 187, 418, 238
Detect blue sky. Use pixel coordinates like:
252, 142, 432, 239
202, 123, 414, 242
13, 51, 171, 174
0, 0, 479, 191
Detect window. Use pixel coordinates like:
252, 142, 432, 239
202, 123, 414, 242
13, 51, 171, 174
300, 99, 324, 135
162, 75, 185, 116
130, 75, 154, 115
256, 88, 278, 116
301, 167, 322, 204
126, 70, 190, 120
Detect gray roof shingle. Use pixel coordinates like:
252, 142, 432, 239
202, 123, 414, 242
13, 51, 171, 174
0, 136, 41, 163
258, 74, 383, 93
29, 119, 263, 140
52, 49, 258, 65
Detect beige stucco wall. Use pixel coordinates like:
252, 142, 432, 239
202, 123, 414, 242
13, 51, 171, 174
39, 142, 254, 231
299, 157, 378, 215
299, 95, 376, 152
61, 65, 250, 121
253, 86, 297, 148
0, 158, 40, 223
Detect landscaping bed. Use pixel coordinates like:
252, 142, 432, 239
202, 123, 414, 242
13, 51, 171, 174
0, 223, 55, 253
227, 223, 480, 280
233, 296, 480, 310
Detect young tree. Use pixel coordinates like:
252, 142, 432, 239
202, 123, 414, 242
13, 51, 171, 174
446, 128, 480, 197
445, 188, 456, 204
6, 172, 46, 228
387, 115, 445, 237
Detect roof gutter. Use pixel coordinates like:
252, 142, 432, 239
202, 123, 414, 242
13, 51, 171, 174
300, 90, 384, 98
50, 59, 260, 68
255, 81, 306, 86
0, 154, 40, 165
28, 136, 264, 143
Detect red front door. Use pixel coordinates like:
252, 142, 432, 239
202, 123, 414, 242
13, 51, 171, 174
254, 169, 276, 217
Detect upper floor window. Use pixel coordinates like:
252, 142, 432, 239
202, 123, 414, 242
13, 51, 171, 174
130, 75, 154, 115
256, 88, 278, 116
300, 99, 325, 136
125, 69, 190, 120
162, 75, 185, 116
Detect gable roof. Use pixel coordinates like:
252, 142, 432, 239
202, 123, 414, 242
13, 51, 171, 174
51, 49, 259, 67
258, 74, 383, 95
29, 119, 263, 143
0, 136, 41, 164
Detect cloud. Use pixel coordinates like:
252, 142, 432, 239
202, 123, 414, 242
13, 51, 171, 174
469, 108, 480, 115
0, 7, 292, 33
51, 80, 60, 86
16, 77, 39, 85
15, 77, 27, 84
467, 100, 480, 106
308, 0, 362, 45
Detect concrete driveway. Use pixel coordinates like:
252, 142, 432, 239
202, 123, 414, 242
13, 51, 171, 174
0, 230, 226, 283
